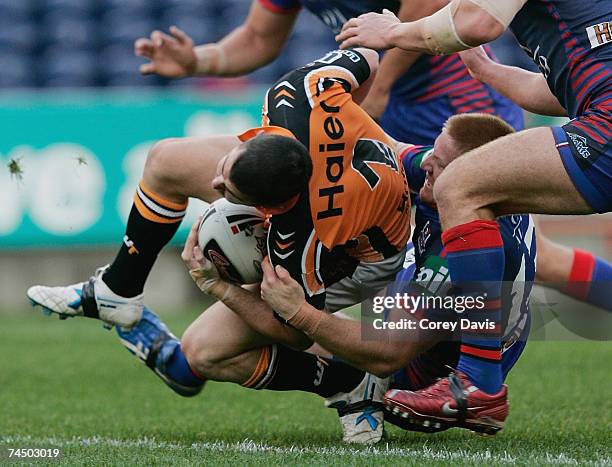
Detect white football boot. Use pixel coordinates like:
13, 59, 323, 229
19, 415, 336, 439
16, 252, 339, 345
326, 373, 389, 444
27, 266, 143, 329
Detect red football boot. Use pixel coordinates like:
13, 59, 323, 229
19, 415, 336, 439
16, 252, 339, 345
384, 371, 508, 435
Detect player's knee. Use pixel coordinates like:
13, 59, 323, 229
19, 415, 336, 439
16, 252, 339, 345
433, 167, 464, 212
368, 348, 413, 378
369, 361, 398, 379
143, 138, 183, 186
181, 328, 227, 379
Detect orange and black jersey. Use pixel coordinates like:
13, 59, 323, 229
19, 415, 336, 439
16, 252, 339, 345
244, 50, 411, 309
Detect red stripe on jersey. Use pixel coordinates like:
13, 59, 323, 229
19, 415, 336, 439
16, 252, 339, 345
451, 90, 490, 105
460, 345, 501, 361
564, 248, 595, 300
571, 120, 603, 142
571, 62, 604, 89
442, 220, 503, 253
568, 248, 596, 283
576, 70, 610, 105
482, 298, 502, 310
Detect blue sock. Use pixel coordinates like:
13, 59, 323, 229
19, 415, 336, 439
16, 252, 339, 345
589, 255, 612, 311
442, 220, 504, 395
163, 342, 206, 388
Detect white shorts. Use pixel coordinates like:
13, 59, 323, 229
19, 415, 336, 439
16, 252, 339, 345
324, 249, 406, 313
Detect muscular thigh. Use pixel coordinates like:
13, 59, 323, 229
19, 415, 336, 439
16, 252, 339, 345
143, 135, 240, 202
182, 286, 274, 364
435, 127, 594, 228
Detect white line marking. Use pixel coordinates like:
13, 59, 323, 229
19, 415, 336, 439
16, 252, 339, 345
1, 435, 609, 465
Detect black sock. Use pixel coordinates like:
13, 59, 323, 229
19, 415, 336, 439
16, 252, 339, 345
103, 181, 187, 297
243, 344, 365, 398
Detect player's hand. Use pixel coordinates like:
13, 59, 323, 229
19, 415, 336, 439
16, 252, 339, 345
134, 25, 197, 78
260, 257, 306, 321
336, 9, 399, 50
181, 217, 230, 298
360, 85, 390, 121
458, 46, 494, 81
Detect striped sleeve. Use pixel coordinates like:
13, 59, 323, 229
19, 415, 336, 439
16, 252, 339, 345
400, 145, 432, 193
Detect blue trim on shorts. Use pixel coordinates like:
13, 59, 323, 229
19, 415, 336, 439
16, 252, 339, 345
551, 127, 608, 213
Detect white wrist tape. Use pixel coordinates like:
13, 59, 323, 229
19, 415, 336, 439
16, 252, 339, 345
422, 1, 471, 55
202, 45, 227, 75
468, 0, 527, 29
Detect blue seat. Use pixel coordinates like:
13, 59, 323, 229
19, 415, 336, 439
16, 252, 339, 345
159, 0, 213, 11
100, 10, 157, 45
160, 7, 219, 44
0, 0, 35, 21
0, 20, 37, 53
99, 44, 160, 87
39, 12, 97, 50
39, 47, 98, 87
0, 51, 35, 87
42, 0, 95, 16
98, 0, 152, 13
216, 3, 251, 35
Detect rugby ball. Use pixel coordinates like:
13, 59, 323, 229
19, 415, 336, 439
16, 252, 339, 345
197, 199, 266, 284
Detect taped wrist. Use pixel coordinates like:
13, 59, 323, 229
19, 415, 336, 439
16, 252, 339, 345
288, 302, 324, 337
200, 45, 227, 75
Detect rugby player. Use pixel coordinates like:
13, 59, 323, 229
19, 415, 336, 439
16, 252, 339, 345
29, 48, 411, 444
134, 0, 610, 310
337, 0, 612, 431
119, 113, 534, 440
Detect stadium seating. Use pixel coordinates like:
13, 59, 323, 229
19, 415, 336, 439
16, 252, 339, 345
0, 1, 538, 89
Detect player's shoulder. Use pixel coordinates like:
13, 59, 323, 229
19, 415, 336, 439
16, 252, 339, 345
269, 49, 372, 98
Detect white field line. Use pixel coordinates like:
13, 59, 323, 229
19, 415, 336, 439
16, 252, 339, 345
1, 435, 610, 466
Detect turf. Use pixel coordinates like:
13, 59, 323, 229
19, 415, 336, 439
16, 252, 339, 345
0, 310, 610, 466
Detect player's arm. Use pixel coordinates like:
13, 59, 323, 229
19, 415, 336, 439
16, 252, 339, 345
337, 0, 526, 54
260, 258, 431, 376
361, 0, 448, 119
216, 284, 313, 350
390, 141, 430, 193
459, 47, 567, 117
297, 48, 378, 106
349, 48, 379, 105
136, 1, 298, 78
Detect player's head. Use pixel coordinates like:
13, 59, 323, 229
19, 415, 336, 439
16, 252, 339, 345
212, 134, 312, 209
419, 113, 515, 208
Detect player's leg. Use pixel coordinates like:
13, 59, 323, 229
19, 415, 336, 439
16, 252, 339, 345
118, 285, 370, 397
434, 126, 594, 395
27, 135, 238, 328
384, 126, 607, 434
535, 228, 612, 311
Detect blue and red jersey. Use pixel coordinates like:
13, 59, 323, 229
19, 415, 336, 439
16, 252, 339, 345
388, 145, 537, 390
258, 0, 524, 143
511, 1, 612, 121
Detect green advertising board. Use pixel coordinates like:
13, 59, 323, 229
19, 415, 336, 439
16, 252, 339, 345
0, 90, 263, 248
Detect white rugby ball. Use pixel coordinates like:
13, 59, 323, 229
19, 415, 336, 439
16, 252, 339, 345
197, 198, 266, 284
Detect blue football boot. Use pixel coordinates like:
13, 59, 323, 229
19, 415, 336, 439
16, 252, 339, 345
116, 307, 204, 397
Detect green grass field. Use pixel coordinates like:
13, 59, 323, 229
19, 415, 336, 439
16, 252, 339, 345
1, 310, 610, 466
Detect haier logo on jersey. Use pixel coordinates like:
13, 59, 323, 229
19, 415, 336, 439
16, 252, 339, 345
567, 132, 591, 159
586, 21, 612, 49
